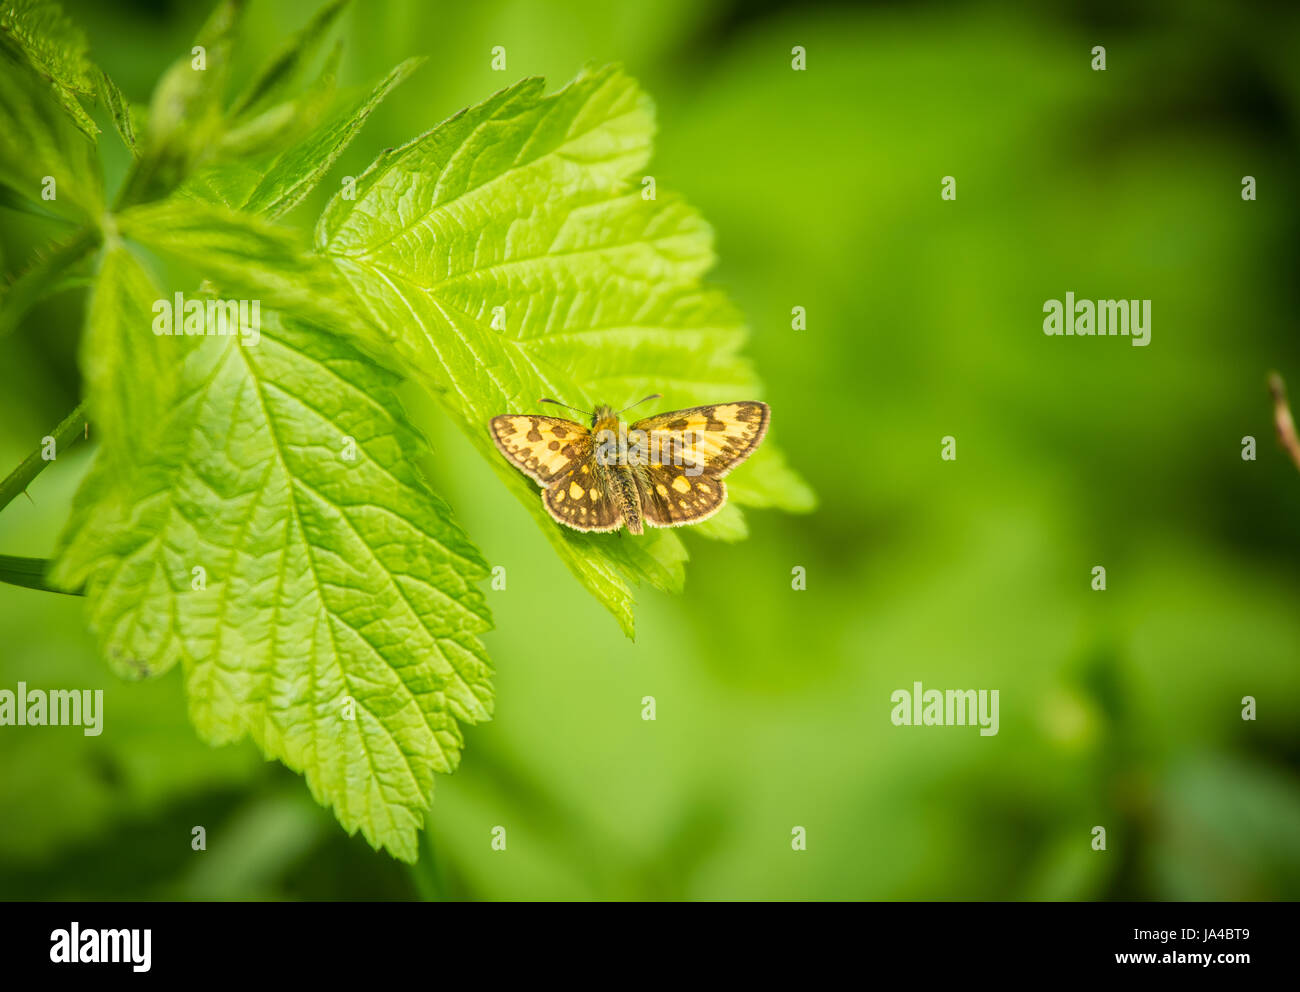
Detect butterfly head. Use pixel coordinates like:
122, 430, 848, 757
590, 404, 618, 430
539, 395, 662, 429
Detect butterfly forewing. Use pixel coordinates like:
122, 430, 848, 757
490, 415, 592, 484
632, 402, 770, 477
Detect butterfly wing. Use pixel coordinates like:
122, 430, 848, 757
493, 402, 769, 533
637, 461, 727, 528
632, 402, 770, 477
544, 460, 624, 532
632, 402, 768, 529
490, 415, 593, 484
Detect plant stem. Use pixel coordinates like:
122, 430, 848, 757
0, 402, 89, 515
0, 554, 79, 595
1269, 371, 1300, 472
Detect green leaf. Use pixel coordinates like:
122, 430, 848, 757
317, 65, 813, 635
726, 444, 816, 511
77, 243, 180, 459
0, 0, 99, 139
118, 0, 245, 205
0, 44, 102, 221
228, 0, 351, 121
692, 503, 748, 543
189, 57, 422, 221
214, 41, 343, 162
243, 58, 421, 219
96, 68, 137, 154
0, 226, 98, 337
118, 198, 368, 341
53, 247, 495, 861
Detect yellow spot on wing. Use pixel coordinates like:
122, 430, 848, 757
671, 475, 691, 494
570, 481, 584, 500
490, 414, 590, 483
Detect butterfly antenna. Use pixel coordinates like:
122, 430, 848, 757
539, 397, 592, 417
618, 393, 662, 415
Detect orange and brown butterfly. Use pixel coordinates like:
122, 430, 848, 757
489, 396, 770, 534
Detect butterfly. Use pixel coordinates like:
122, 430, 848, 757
490, 396, 770, 534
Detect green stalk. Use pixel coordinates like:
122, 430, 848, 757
0, 554, 78, 595
0, 403, 89, 595
0, 402, 88, 514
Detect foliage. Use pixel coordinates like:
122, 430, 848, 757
0, 0, 809, 859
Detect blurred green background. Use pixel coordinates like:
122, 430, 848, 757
3, 0, 1300, 900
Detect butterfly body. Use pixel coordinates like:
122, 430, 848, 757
490, 401, 769, 535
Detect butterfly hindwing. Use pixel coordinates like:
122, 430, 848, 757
639, 461, 727, 528
490, 415, 592, 484
543, 461, 623, 532
632, 402, 770, 477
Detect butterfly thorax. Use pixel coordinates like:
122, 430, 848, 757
591, 407, 636, 467
586, 407, 644, 531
